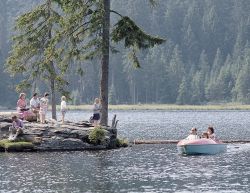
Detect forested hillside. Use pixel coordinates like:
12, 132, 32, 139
1, 0, 250, 106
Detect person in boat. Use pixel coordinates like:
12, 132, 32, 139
39, 92, 49, 124
201, 132, 209, 139
186, 128, 200, 140
17, 93, 29, 112
207, 126, 216, 140
9, 115, 24, 141
30, 92, 40, 121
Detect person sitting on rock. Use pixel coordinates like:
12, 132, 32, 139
186, 127, 200, 140
9, 115, 24, 141
30, 92, 40, 121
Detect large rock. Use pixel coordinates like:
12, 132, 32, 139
0, 114, 118, 152
36, 137, 90, 151
0, 122, 12, 139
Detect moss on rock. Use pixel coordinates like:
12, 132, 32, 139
0, 139, 34, 152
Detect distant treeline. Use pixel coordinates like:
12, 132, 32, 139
1, 0, 250, 106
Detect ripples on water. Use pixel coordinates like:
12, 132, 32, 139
64, 110, 250, 140
0, 110, 250, 193
0, 144, 249, 193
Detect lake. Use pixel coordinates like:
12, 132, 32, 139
0, 110, 250, 193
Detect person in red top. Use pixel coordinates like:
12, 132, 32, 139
17, 93, 29, 112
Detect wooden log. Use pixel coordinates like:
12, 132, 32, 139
221, 140, 250, 143
111, 114, 119, 129
133, 139, 250, 144
134, 140, 179, 144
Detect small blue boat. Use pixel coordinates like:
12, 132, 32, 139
177, 139, 227, 155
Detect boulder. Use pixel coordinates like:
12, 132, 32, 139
0, 122, 12, 139
0, 114, 118, 152
36, 137, 94, 151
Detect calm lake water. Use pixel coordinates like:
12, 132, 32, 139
1, 110, 250, 193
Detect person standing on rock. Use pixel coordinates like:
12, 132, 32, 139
9, 115, 24, 141
60, 96, 67, 124
92, 98, 101, 126
39, 93, 49, 124
30, 92, 40, 122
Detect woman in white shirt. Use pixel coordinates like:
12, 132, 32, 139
30, 93, 40, 121
39, 93, 49, 124
186, 128, 200, 140
61, 96, 67, 124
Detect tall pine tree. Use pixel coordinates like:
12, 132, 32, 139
6, 0, 69, 119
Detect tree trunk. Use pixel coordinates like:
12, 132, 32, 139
50, 76, 57, 120
80, 77, 85, 104
0, 0, 8, 58
32, 80, 37, 94
133, 82, 136, 104
100, 0, 110, 126
47, 0, 56, 120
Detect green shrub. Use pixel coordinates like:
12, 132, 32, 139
116, 138, 129, 147
88, 126, 107, 145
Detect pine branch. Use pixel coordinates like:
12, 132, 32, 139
111, 16, 166, 49
110, 10, 123, 17
69, 21, 92, 36
74, 27, 91, 37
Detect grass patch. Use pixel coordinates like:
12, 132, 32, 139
115, 138, 129, 147
54, 103, 250, 111
0, 139, 34, 151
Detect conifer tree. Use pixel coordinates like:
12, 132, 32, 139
216, 54, 233, 101
6, 0, 68, 119
183, 25, 199, 63
0, 0, 8, 58
198, 50, 210, 101
176, 76, 190, 105
191, 71, 203, 104
206, 48, 224, 101
166, 45, 185, 102
234, 49, 250, 103
6, 0, 250, 106
56, 0, 165, 125
6, 0, 164, 123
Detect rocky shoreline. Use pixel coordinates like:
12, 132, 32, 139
0, 113, 121, 152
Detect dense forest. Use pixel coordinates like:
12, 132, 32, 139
1, 0, 250, 107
